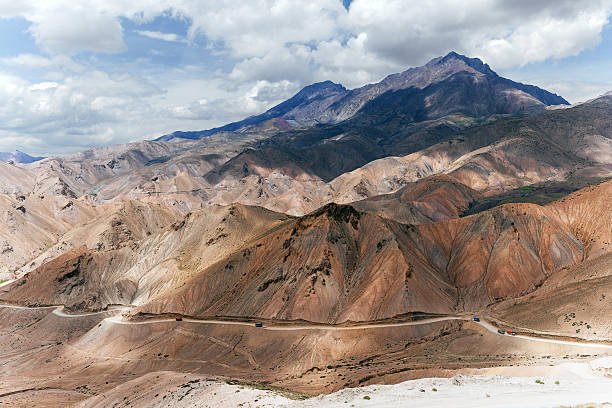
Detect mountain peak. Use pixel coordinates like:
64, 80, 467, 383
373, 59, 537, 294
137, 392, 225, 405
0, 150, 45, 164
155, 80, 348, 141
428, 51, 497, 77
294, 80, 346, 98
158, 51, 567, 142
376, 51, 501, 98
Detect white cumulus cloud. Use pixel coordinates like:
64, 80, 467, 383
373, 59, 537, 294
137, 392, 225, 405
134, 30, 186, 43
0, 0, 611, 153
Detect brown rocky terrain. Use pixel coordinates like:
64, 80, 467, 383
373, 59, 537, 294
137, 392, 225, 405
2, 182, 605, 328
147, 181, 608, 321
0, 303, 608, 407
490, 253, 612, 340
122, 184, 603, 323
352, 175, 480, 224
489, 181, 612, 340
0, 55, 586, 225
1, 202, 289, 311
0, 162, 103, 277
0, 53, 609, 407
161, 94, 611, 216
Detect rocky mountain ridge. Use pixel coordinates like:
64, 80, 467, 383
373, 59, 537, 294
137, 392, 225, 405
157, 52, 568, 141
0, 150, 44, 164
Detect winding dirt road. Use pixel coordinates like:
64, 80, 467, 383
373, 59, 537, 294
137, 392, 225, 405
2, 304, 611, 350
105, 314, 463, 331
475, 318, 612, 349
0, 303, 129, 317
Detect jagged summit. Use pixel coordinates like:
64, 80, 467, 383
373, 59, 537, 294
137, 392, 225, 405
376, 50, 499, 91
428, 51, 498, 77
262, 80, 346, 118
293, 80, 346, 97
156, 80, 348, 141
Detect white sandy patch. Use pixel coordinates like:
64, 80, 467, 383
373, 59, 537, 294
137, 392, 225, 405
286, 373, 611, 408
153, 358, 612, 408
147, 381, 289, 408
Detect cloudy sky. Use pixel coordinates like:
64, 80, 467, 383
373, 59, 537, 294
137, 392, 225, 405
0, 0, 611, 155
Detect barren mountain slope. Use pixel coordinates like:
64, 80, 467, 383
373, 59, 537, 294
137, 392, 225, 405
0, 60, 595, 227
134, 203, 457, 322
189, 95, 611, 215
14, 78, 605, 223
324, 51, 566, 123
63, 54, 573, 216
0, 162, 103, 278
328, 95, 612, 205
487, 181, 611, 339
157, 80, 349, 141
0, 161, 36, 194
28, 140, 194, 198
2, 174, 604, 327
202, 53, 570, 186
412, 203, 584, 310
27, 130, 265, 205
446, 101, 612, 194
131, 196, 587, 323
489, 252, 612, 340
351, 175, 480, 224
0, 202, 290, 310
548, 180, 612, 260
0, 194, 100, 277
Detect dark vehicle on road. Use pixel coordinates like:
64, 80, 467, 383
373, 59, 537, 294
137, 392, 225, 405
175, 317, 183, 321
255, 322, 263, 328
473, 315, 480, 322
497, 329, 505, 334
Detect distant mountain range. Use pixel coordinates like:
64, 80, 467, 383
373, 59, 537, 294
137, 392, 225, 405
157, 51, 568, 141
0, 150, 44, 164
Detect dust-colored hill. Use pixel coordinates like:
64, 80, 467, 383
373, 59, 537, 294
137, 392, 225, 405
0, 202, 289, 310
352, 175, 480, 224
488, 180, 612, 339
133, 203, 456, 322
548, 180, 612, 260
0, 161, 36, 193
28, 134, 253, 201
129, 194, 588, 323
5, 178, 603, 322
0, 194, 100, 277
0, 161, 103, 277
489, 252, 612, 340
326, 95, 611, 207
